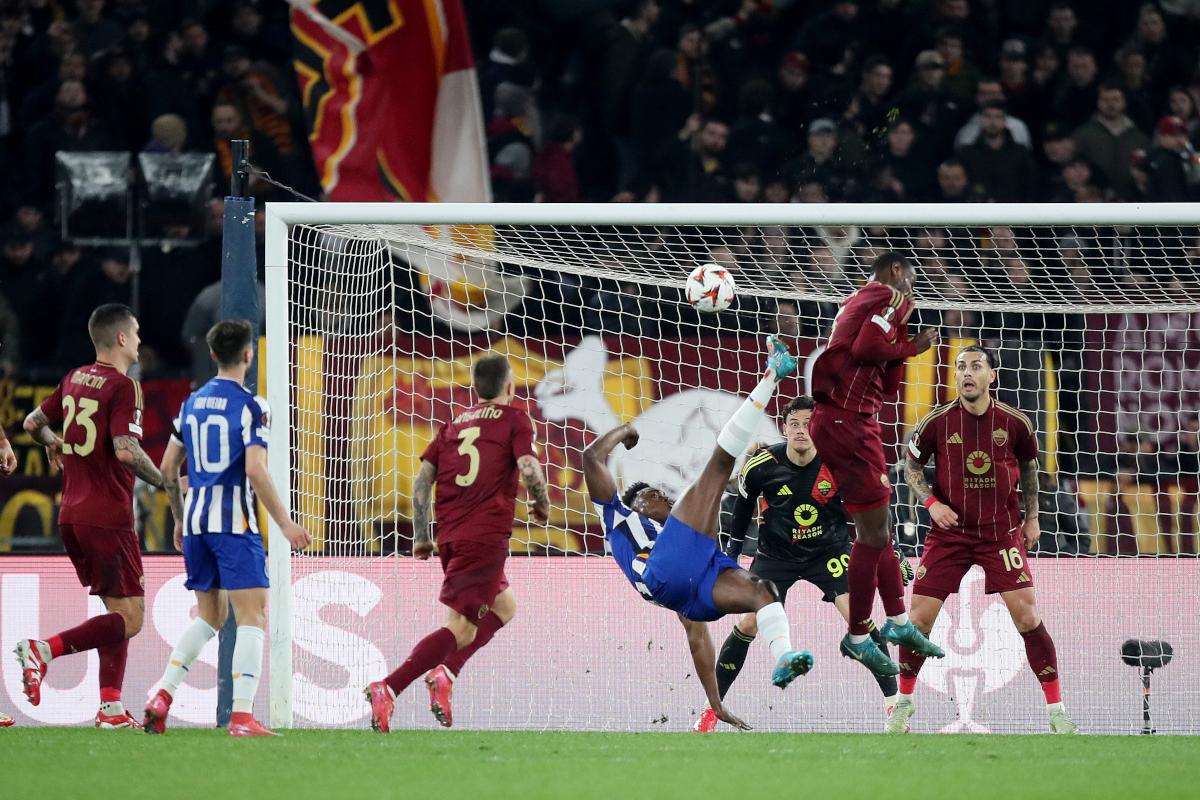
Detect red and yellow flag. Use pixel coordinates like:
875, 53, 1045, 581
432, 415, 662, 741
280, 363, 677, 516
290, 0, 491, 202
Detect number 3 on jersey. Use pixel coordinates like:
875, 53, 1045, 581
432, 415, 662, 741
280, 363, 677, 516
456, 426, 481, 486
61, 396, 99, 457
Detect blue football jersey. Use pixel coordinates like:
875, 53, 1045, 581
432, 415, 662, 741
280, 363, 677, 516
593, 491, 662, 603
172, 377, 270, 536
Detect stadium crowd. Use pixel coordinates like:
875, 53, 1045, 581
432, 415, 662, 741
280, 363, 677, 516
0, 1, 1196, 553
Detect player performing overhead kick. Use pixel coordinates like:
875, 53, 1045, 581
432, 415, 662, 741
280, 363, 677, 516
145, 320, 312, 736
16, 304, 166, 728
365, 354, 551, 732
694, 395, 913, 733
809, 251, 945, 677
582, 336, 813, 732
891, 346, 1078, 735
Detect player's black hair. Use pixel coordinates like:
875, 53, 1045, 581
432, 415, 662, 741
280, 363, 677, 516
622, 481, 652, 508
206, 319, 254, 367
87, 303, 137, 349
871, 250, 909, 276
781, 395, 816, 419
957, 344, 998, 369
473, 353, 513, 400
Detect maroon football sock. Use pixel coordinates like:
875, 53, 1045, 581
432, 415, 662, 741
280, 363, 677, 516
53, 612, 126, 657
1021, 623, 1061, 702
385, 627, 458, 697
98, 640, 128, 701
875, 544, 907, 617
847, 541, 884, 635
898, 647, 927, 694
441, 612, 505, 678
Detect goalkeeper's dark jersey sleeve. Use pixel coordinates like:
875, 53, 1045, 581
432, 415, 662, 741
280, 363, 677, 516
738, 443, 849, 561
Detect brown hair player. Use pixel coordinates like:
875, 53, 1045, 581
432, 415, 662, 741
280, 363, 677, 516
364, 353, 552, 732
893, 345, 1078, 734
809, 251, 945, 676
16, 304, 167, 728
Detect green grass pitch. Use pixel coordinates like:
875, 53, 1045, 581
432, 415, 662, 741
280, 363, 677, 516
5, 728, 1195, 800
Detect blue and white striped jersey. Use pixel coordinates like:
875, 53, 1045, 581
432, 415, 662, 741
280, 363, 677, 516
593, 491, 662, 603
172, 377, 270, 536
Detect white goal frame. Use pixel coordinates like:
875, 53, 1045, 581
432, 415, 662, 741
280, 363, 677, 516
263, 201, 1200, 728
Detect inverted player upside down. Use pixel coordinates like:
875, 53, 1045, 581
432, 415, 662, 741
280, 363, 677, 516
582, 335, 812, 731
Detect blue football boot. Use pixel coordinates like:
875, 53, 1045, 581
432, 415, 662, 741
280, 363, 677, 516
771, 650, 814, 689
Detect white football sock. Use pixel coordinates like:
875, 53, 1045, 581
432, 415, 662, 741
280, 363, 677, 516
1047, 701, 1065, 713
884, 694, 898, 710
99, 701, 125, 716
888, 613, 910, 627
158, 618, 218, 698
231, 625, 265, 715
755, 602, 793, 662
848, 633, 870, 644
717, 377, 777, 458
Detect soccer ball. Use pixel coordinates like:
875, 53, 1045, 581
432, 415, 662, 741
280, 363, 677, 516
685, 263, 737, 313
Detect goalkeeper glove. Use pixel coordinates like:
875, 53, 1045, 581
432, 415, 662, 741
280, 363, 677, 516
896, 547, 914, 586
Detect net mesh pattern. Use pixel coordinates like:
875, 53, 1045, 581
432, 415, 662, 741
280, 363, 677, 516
278, 219, 1200, 734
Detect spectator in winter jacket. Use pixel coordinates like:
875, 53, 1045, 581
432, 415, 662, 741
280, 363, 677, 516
1073, 84, 1150, 201
959, 104, 1037, 201
1143, 115, 1200, 201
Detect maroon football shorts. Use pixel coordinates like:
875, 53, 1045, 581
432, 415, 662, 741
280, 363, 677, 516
810, 403, 892, 514
438, 539, 510, 621
913, 527, 1033, 601
60, 524, 145, 598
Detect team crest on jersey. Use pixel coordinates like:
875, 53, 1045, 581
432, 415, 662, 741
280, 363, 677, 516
812, 465, 838, 504
993, 429, 1009, 447
478, 604, 490, 619
880, 474, 891, 488
967, 451, 992, 475
916, 565, 927, 580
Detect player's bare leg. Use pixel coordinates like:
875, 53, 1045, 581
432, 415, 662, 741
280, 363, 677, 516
1001, 588, 1078, 734
676, 337, 812, 695
425, 587, 517, 728
147, 589, 227, 733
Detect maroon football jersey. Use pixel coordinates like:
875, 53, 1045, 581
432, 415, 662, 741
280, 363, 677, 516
908, 399, 1038, 541
39, 361, 144, 530
811, 282, 917, 415
421, 403, 537, 545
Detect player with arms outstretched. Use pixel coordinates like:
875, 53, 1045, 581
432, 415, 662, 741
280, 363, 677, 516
694, 395, 910, 732
890, 346, 1078, 734
809, 251, 945, 676
144, 320, 312, 736
15, 304, 165, 728
582, 336, 813, 731
366, 353, 551, 732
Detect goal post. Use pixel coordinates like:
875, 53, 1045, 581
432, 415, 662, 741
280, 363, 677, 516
264, 201, 1200, 733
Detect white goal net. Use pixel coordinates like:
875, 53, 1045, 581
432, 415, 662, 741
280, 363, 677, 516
265, 203, 1200, 735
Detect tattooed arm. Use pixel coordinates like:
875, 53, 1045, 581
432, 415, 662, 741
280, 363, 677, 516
904, 453, 959, 529
519, 454, 551, 524
160, 439, 187, 550
411, 459, 436, 560
24, 407, 63, 471
113, 435, 164, 488
1018, 458, 1041, 548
